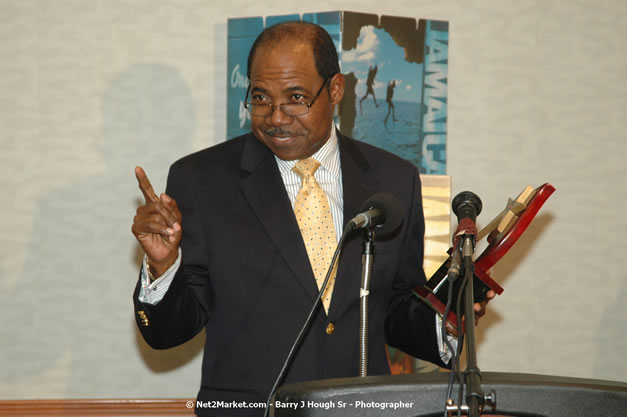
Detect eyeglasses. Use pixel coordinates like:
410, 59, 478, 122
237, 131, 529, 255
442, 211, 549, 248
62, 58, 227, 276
244, 77, 330, 117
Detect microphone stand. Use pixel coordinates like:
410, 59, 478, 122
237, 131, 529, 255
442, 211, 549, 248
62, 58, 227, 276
444, 191, 495, 417
358, 228, 375, 376
460, 235, 483, 417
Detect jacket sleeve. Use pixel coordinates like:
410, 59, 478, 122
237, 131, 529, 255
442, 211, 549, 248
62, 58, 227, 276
133, 161, 212, 349
384, 169, 449, 368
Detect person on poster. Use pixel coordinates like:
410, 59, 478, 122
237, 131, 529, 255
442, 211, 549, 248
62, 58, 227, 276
131, 21, 492, 417
359, 64, 379, 115
384, 79, 398, 127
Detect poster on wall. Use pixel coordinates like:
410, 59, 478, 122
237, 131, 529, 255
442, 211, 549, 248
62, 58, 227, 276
227, 11, 449, 175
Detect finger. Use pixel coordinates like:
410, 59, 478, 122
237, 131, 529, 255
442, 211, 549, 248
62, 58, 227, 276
153, 198, 180, 229
134, 207, 177, 233
160, 193, 182, 231
147, 212, 169, 228
474, 301, 487, 316
486, 290, 496, 300
135, 166, 159, 203
445, 321, 459, 338
133, 216, 177, 239
138, 200, 179, 229
135, 207, 167, 229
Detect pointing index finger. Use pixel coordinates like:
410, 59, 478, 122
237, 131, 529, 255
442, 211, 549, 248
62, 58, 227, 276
135, 166, 159, 203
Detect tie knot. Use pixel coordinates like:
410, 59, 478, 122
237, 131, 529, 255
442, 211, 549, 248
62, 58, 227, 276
292, 158, 321, 178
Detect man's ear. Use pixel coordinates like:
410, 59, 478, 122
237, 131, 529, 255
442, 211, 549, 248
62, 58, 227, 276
328, 73, 345, 105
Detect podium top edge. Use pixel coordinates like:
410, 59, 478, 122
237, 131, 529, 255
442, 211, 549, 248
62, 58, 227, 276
276, 371, 627, 395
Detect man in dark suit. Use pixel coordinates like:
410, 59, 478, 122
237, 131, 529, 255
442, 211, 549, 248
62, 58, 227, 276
132, 21, 490, 417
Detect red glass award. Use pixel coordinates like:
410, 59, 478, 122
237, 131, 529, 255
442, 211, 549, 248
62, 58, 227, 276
414, 183, 556, 330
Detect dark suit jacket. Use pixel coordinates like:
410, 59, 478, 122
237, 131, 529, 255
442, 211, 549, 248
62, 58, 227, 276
133, 132, 446, 416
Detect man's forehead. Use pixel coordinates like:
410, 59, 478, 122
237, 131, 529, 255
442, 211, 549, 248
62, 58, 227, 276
249, 38, 316, 75
257, 36, 311, 55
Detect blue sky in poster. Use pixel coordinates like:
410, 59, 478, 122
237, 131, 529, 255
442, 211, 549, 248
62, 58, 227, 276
341, 25, 423, 104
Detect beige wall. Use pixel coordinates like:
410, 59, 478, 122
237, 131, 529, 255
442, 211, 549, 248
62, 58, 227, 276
1, 0, 625, 399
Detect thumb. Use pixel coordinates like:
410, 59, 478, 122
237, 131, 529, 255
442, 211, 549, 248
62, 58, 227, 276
160, 193, 175, 209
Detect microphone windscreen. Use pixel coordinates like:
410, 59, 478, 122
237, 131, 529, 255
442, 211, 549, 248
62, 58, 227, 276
452, 191, 483, 219
359, 193, 404, 237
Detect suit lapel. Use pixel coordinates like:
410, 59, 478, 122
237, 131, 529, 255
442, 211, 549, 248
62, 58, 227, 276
236, 132, 379, 317
237, 134, 320, 303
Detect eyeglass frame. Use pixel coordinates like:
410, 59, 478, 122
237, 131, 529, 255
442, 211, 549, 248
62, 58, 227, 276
243, 76, 332, 117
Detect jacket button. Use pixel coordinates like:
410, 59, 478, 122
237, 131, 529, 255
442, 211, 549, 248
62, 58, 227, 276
138, 310, 150, 327
326, 323, 335, 334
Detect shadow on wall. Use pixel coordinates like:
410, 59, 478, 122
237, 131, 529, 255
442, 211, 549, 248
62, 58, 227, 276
0, 62, 200, 397
474, 212, 556, 347
110, 62, 203, 378
595, 278, 626, 382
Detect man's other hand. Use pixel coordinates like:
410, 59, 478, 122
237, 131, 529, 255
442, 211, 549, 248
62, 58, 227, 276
445, 290, 496, 337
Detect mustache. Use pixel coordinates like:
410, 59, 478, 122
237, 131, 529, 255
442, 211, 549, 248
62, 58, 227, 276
265, 127, 296, 137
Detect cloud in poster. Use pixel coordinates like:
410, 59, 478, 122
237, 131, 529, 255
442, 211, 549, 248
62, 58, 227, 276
342, 26, 379, 62
342, 26, 422, 103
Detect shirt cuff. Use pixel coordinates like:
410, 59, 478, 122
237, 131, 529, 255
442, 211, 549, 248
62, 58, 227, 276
137, 248, 182, 305
436, 314, 458, 364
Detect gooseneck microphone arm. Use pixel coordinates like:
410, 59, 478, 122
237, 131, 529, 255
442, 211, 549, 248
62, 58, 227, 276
358, 227, 375, 377
350, 193, 404, 377
263, 228, 350, 417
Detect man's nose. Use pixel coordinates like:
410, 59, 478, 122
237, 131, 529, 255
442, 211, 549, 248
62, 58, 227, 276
267, 105, 294, 126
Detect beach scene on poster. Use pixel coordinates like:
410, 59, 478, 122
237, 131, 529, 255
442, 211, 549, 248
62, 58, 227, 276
339, 18, 448, 174
342, 25, 424, 166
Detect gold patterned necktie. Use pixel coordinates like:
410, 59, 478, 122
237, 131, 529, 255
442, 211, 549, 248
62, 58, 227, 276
292, 158, 338, 313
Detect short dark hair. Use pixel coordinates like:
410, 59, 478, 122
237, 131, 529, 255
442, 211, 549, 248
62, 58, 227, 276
246, 21, 340, 82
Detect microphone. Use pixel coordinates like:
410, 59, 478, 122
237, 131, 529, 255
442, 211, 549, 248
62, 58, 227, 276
452, 191, 482, 242
449, 191, 483, 280
345, 193, 404, 237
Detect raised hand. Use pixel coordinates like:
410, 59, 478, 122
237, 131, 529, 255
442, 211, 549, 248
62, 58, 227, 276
132, 166, 182, 277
